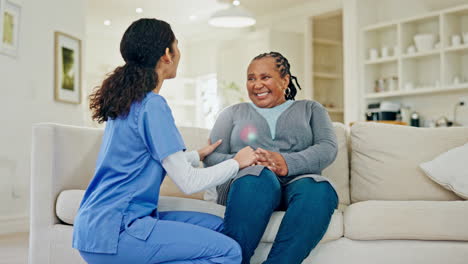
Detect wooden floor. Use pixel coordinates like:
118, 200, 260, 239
0, 233, 28, 264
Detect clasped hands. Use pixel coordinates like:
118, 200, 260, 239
254, 147, 288, 176
198, 140, 288, 176
233, 146, 288, 176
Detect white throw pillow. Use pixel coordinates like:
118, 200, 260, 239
420, 143, 468, 199
56, 189, 85, 224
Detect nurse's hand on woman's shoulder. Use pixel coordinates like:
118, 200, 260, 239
255, 148, 289, 176
197, 139, 223, 161
234, 146, 258, 169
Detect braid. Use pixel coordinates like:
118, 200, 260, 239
253, 51, 302, 100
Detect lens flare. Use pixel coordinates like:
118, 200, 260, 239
240, 124, 257, 143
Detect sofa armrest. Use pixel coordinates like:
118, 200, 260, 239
29, 123, 103, 264
30, 124, 59, 264
31, 124, 60, 228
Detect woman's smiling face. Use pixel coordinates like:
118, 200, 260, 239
246, 57, 289, 108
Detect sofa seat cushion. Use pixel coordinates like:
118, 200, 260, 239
344, 200, 468, 241
261, 206, 344, 243
159, 196, 344, 243
55, 190, 212, 225
56, 191, 343, 243
51, 225, 87, 264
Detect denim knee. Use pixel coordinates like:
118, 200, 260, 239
231, 169, 280, 198
286, 179, 338, 211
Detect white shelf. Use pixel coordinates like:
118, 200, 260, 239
313, 38, 342, 46
402, 49, 441, 59
445, 83, 468, 90
441, 3, 468, 14
363, 21, 398, 32
312, 12, 344, 123
365, 84, 468, 99
313, 72, 342, 79
399, 12, 440, 24
444, 44, 468, 52
363, 4, 468, 103
365, 56, 398, 65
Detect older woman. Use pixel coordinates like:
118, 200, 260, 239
204, 52, 339, 264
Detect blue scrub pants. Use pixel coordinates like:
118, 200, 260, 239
222, 169, 338, 264
79, 211, 242, 264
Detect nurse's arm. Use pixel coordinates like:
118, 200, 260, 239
162, 151, 239, 195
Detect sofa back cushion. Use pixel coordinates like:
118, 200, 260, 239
323, 123, 350, 205
50, 124, 104, 191
48, 122, 347, 203
47, 123, 210, 199
350, 122, 468, 202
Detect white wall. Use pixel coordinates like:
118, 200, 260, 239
185, 0, 342, 107
344, 0, 468, 124
184, 38, 223, 78
84, 29, 125, 127
0, 0, 87, 233
85, 26, 192, 128
84, 0, 342, 127
213, 29, 304, 107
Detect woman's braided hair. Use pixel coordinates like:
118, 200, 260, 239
252, 51, 302, 100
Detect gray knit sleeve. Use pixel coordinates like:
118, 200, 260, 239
203, 107, 236, 167
282, 103, 338, 177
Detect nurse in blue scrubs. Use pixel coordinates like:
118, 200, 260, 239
72, 18, 257, 264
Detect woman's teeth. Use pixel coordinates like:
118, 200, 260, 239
257, 92, 269, 97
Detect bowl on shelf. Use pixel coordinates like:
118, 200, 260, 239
413, 34, 435, 52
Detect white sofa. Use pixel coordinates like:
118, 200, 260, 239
29, 122, 468, 264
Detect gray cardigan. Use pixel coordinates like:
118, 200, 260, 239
204, 100, 338, 205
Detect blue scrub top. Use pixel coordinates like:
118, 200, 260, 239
72, 92, 185, 254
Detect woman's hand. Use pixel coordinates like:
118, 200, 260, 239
197, 139, 222, 161
233, 146, 258, 169
255, 148, 288, 176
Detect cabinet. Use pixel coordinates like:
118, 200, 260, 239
311, 11, 344, 122
362, 5, 468, 102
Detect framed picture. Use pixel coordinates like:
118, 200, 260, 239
0, 0, 21, 57
54, 31, 81, 104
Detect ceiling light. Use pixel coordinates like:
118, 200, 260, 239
103, 20, 111, 26
209, 5, 255, 28
233, 0, 240, 6
136, 8, 143, 14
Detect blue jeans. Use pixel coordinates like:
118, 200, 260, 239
222, 169, 338, 264
80, 211, 242, 264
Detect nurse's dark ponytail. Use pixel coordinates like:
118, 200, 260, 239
89, 18, 175, 123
